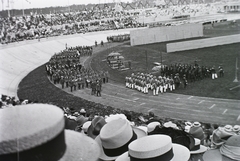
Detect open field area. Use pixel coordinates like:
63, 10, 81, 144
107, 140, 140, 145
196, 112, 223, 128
90, 22, 240, 99
1, 19, 239, 126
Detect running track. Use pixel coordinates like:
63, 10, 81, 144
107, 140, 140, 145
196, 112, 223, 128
1, 17, 240, 125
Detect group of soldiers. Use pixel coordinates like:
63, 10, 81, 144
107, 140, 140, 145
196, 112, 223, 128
46, 46, 109, 94
66, 45, 93, 57
125, 72, 179, 96
155, 62, 224, 82
125, 62, 224, 96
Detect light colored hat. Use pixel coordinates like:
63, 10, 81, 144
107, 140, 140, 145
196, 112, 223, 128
193, 122, 201, 127
0, 104, 100, 161
115, 135, 190, 161
224, 125, 233, 132
137, 125, 148, 135
164, 121, 179, 129
147, 121, 160, 133
87, 116, 106, 139
211, 126, 235, 146
105, 113, 127, 123
185, 121, 192, 127
80, 108, 86, 114
185, 125, 191, 133
190, 138, 207, 154
203, 135, 240, 161
95, 119, 146, 161
82, 121, 91, 134
233, 125, 240, 133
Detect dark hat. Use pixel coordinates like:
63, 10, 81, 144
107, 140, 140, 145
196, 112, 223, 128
0, 104, 100, 161
189, 126, 204, 141
87, 116, 106, 139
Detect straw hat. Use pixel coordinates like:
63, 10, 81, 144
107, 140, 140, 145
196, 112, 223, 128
80, 108, 86, 114
0, 104, 100, 161
224, 125, 233, 132
82, 121, 91, 134
116, 135, 190, 161
163, 121, 179, 129
147, 121, 160, 133
190, 138, 207, 154
193, 122, 201, 127
137, 125, 148, 135
95, 119, 146, 161
87, 116, 106, 139
105, 113, 127, 123
203, 135, 240, 161
233, 125, 240, 133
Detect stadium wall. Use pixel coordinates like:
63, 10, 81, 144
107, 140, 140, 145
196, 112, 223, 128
130, 23, 203, 46
166, 34, 240, 53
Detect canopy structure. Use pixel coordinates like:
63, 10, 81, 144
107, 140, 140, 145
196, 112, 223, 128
108, 52, 121, 57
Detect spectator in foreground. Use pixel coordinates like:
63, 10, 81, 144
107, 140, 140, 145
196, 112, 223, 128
0, 104, 100, 161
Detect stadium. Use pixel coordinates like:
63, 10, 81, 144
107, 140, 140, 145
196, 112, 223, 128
0, 0, 240, 160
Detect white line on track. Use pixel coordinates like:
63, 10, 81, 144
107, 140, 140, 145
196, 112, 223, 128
209, 104, 215, 109
237, 115, 240, 121
188, 96, 193, 99
198, 100, 205, 104
222, 109, 228, 115
229, 85, 240, 90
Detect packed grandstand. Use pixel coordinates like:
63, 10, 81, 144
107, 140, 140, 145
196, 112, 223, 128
1, 0, 240, 161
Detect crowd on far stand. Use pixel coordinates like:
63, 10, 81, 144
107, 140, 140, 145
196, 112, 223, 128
126, 62, 224, 95
46, 45, 109, 96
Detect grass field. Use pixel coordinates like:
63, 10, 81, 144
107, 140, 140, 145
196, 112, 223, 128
90, 24, 240, 100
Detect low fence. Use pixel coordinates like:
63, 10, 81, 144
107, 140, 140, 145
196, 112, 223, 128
166, 34, 240, 53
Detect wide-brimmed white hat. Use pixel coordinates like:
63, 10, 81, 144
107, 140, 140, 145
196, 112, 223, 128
147, 121, 161, 133
190, 138, 207, 154
0, 104, 100, 161
95, 119, 146, 161
116, 135, 190, 161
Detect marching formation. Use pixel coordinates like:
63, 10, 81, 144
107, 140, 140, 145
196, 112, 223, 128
126, 73, 176, 96
126, 62, 224, 96
45, 45, 109, 95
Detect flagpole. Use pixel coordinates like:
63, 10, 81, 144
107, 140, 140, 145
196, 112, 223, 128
22, 0, 25, 16
233, 57, 239, 82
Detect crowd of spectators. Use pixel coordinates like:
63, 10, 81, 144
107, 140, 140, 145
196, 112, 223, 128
0, 1, 226, 44
0, 3, 145, 44
2, 100, 237, 161
0, 94, 37, 108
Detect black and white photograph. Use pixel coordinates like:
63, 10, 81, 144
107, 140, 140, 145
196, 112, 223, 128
0, 0, 240, 160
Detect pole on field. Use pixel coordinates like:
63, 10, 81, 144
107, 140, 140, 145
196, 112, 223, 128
146, 50, 148, 72
233, 57, 239, 82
